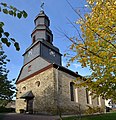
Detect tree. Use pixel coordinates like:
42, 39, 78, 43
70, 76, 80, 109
0, 44, 15, 107
0, 2, 27, 51
66, 0, 116, 100
0, 2, 27, 106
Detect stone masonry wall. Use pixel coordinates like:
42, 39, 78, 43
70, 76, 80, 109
16, 67, 105, 115
16, 67, 57, 114
55, 69, 105, 114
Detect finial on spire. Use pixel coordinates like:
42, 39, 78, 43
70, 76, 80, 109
40, 0, 44, 11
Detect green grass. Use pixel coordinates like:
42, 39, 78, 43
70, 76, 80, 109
62, 112, 116, 120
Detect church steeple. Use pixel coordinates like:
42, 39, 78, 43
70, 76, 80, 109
31, 10, 53, 44
17, 8, 62, 84
22, 9, 62, 66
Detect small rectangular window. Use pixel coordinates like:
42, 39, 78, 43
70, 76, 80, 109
28, 65, 32, 72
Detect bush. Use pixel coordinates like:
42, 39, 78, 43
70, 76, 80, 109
0, 106, 15, 113
85, 105, 104, 115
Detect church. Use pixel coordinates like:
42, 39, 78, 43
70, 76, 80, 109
16, 9, 105, 114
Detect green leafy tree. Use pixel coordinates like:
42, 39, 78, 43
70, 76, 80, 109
0, 2, 27, 51
66, 0, 116, 100
0, 44, 15, 107
0, 2, 27, 106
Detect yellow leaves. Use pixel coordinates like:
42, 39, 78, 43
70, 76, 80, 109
87, 0, 94, 5
80, 25, 84, 32
114, 1, 116, 5
78, 43, 84, 48
99, 51, 107, 57
65, 0, 116, 100
76, 18, 85, 24
70, 44, 74, 50
70, 57, 76, 62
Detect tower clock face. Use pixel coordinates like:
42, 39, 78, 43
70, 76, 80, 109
49, 49, 55, 57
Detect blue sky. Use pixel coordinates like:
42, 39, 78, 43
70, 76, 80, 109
1, 0, 90, 81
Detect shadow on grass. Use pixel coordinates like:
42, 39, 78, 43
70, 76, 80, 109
62, 112, 116, 120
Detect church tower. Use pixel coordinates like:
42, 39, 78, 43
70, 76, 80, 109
16, 10, 63, 114
17, 10, 62, 83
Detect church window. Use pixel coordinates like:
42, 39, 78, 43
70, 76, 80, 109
86, 89, 92, 104
35, 81, 40, 87
22, 86, 26, 91
86, 89, 89, 104
70, 82, 74, 101
28, 65, 32, 72
97, 96, 101, 106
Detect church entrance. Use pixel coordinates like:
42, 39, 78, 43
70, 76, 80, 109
20, 91, 34, 114
26, 99, 34, 113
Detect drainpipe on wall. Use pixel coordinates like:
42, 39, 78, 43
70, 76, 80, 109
54, 63, 62, 118
55, 65, 59, 111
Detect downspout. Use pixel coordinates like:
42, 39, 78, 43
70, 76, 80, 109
55, 65, 59, 113
53, 63, 59, 113
54, 64, 62, 119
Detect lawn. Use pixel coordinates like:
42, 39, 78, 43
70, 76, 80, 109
62, 112, 116, 120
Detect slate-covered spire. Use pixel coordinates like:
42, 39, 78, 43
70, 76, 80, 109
31, 10, 53, 44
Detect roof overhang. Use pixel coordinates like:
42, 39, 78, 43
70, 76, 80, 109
16, 63, 85, 84
20, 91, 34, 99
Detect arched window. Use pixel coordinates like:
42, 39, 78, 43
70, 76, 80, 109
70, 82, 74, 101
86, 89, 92, 104
35, 81, 40, 87
22, 86, 26, 91
97, 97, 99, 105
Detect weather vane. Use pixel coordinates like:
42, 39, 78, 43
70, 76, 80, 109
40, 0, 44, 11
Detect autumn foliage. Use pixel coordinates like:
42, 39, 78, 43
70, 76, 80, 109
67, 0, 116, 100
